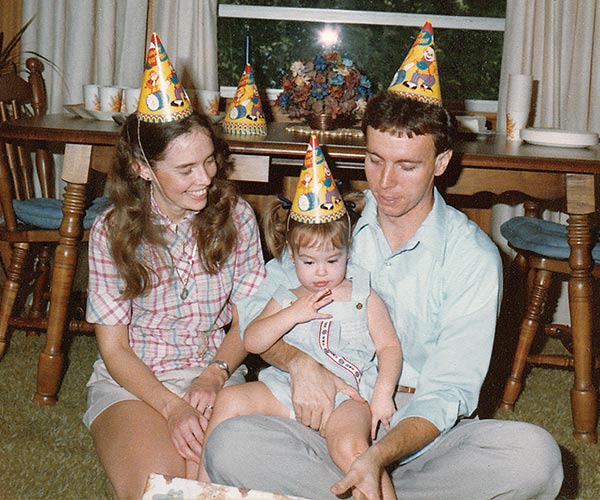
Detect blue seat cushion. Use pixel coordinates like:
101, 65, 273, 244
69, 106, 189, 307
12, 196, 109, 230
500, 216, 600, 263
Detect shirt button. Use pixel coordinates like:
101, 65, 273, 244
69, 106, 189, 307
386, 262, 392, 267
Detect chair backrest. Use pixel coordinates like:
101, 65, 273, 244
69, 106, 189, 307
0, 57, 54, 232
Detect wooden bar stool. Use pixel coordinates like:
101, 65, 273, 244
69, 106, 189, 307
0, 58, 103, 362
499, 210, 600, 443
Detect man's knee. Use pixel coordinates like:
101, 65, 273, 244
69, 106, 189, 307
509, 423, 563, 498
203, 417, 247, 480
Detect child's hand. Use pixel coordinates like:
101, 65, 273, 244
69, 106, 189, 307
288, 289, 334, 324
369, 392, 396, 440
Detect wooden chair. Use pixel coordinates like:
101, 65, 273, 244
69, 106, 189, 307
0, 57, 100, 359
499, 203, 600, 443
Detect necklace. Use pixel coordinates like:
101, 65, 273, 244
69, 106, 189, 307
167, 238, 198, 300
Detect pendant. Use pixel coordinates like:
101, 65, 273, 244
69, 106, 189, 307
180, 288, 189, 300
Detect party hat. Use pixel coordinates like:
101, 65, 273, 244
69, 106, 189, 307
137, 33, 193, 123
222, 64, 267, 135
290, 135, 346, 224
388, 20, 442, 106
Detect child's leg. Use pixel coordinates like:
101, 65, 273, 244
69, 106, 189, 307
324, 400, 396, 500
324, 399, 371, 473
197, 381, 289, 482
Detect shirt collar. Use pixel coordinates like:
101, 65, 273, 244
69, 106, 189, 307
150, 188, 196, 231
353, 188, 448, 261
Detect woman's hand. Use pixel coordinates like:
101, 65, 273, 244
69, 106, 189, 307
166, 363, 229, 462
184, 362, 228, 421
165, 397, 207, 464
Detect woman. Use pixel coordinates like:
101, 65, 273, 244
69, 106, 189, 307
83, 111, 265, 499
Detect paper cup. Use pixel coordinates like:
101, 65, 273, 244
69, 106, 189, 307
199, 90, 221, 116
83, 84, 100, 111
123, 87, 142, 114
100, 85, 123, 113
507, 74, 533, 113
506, 110, 529, 141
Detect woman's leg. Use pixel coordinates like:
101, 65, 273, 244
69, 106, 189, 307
90, 400, 185, 500
324, 400, 396, 500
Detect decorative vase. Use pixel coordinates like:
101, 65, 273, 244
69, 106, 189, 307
306, 113, 354, 131
306, 113, 335, 131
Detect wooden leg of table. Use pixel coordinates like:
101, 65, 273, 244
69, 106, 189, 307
33, 181, 87, 405
566, 213, 598, 443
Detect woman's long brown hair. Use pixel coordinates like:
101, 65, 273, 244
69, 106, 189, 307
107, 112, 240, 299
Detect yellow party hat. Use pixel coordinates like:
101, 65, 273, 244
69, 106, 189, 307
388, 20, 442, 106
222, 64, 267, 135
290, 135, 346, 224
137, 33, 193, 123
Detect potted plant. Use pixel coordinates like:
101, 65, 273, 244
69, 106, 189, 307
276, 51, 372, 130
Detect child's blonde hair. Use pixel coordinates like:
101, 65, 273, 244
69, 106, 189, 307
262, 196, 353, 259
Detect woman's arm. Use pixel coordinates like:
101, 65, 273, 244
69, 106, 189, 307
96, 324, 206, 463
185, 305, 247, 411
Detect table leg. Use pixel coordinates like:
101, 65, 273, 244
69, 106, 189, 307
34, 143, 92, 405
566, 213, 598, 443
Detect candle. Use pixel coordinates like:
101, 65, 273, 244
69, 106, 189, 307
245, 31, 251, 66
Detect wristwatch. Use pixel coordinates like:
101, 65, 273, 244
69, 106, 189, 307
210, 359, 230, 378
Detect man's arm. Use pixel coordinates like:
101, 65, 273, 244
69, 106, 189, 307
331, 417, 439, 499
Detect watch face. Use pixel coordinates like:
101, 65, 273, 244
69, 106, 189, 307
211, 360, 230, 377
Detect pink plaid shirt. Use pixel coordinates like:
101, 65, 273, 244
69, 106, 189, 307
86, 195, 266, 374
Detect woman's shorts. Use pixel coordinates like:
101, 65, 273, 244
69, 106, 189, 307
82, 358, 247, 429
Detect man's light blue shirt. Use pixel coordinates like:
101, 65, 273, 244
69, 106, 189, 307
238, 187, 502, 436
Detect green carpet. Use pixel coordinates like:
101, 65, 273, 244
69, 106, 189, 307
0, 332, 599, 499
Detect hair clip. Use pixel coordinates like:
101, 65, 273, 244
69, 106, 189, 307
277, 194, 292, 210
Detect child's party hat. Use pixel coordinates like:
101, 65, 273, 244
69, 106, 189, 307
222, 64, 267, 135
388, 20, 442, 106
290, 135, 347, 224
137, 33, 193, 123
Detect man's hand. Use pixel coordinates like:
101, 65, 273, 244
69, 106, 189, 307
289, 355, 363, 434
330, 449, 385, 500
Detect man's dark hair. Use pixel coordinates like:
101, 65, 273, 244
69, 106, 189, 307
361, 91, 456, 155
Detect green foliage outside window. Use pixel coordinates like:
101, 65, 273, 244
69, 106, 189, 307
218, 1, 506, 104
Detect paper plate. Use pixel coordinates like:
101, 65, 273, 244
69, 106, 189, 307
521, 128, 599, 148
64, 104, 126, 122
64, 104, 95, 119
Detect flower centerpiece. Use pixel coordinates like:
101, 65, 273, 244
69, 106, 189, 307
276, 52, 372, 130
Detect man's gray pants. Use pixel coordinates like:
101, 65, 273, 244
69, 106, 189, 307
204, 415, 563, 500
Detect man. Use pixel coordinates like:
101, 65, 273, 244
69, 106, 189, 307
203, 92, 563, 500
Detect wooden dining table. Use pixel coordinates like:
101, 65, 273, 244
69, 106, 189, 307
1, 115, 599, 442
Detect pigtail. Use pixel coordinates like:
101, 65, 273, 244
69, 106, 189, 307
261, 195, 291, 259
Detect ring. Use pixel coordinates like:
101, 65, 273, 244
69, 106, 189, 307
204, 404, 213, 410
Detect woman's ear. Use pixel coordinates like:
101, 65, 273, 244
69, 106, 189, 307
131, 160, 152, 181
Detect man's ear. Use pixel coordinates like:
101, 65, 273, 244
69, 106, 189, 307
434, 149, 453, 177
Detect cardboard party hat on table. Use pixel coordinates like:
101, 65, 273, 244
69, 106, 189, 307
137, 33, 193, 123
222, 64, 267, 135
290, 135, 347, 224
388, 20, 442, 106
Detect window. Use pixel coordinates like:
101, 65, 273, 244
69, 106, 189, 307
217, 1, 506, 109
